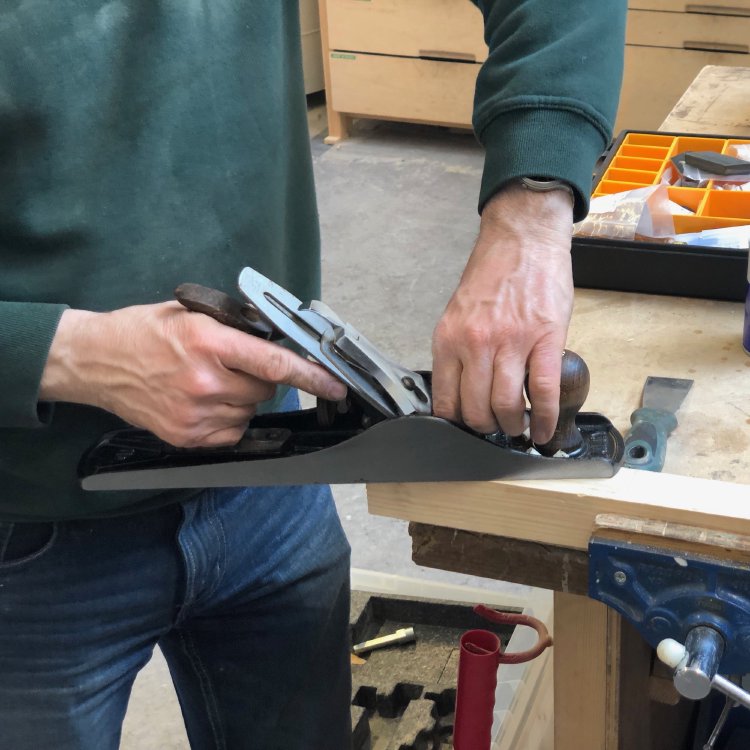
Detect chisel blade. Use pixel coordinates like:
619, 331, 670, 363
641, 376, 693, 414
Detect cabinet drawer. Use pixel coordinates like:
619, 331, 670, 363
328, 52, 479, 127
628, 0, 750, 13
617, 46, 750, 131
628, 8, 750, 50
326, 0, 487, 62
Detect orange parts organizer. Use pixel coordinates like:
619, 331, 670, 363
571, 130, 750, 302
595, 132, 750, 234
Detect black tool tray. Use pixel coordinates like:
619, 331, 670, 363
571, 130, 750, 302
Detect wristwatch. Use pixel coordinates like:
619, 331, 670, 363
519, 176, 574, 201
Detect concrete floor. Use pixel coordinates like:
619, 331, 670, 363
120, 99, 535, 748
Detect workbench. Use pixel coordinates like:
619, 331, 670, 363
366, 66, 750, 749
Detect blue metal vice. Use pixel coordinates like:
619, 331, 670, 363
588, 525, 750, 750
589, 534, 750, 677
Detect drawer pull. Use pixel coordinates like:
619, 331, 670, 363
683, 40, 749, 53
686, 4, 750, 16
418, 49, 477, 62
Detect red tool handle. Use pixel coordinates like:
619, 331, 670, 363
474, 604, 553, 664
453, 628, 502, 750
453, 605, 553, 750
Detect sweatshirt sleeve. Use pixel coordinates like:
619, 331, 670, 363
0, 301, 67, 428
472, 0, 627, 221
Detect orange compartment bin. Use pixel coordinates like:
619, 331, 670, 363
668, 137, 725, 158
602, 167, 657, 185
611, 156, 664, 172
672, 214, 750, 234
594, 180, 650, 195
723, 139, 750, 157
623, 133, 673, 148
701, 190, 750, 220
667, 187, 705, 214
620, 145, 669, 160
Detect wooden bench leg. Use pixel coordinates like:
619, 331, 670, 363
554, 591, 613, 749
554, 591, 700, 750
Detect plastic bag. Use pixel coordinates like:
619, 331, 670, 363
727, 144, 750, 161
574, 185, 676, 240
672, 224, 750, 249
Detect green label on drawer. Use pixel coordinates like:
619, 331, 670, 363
331, 53, 356, 60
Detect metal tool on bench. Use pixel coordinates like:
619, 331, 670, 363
79, 267, 624, 491
623, 376, 693, 472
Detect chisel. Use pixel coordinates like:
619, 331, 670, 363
623, 376, 693, 472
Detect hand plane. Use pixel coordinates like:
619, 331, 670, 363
79, 268, 624, 491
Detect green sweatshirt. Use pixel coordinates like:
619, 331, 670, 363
0, 0, 625, 521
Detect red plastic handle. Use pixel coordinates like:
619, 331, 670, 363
474, 604, 553, 664
453, 606, 553, 750
454, 629, 502, 750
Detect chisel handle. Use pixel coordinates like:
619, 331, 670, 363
623, 407, 678, 472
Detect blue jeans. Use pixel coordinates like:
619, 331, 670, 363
0, 473, 351, 749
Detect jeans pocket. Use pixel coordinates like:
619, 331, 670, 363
0, 521, 57, 567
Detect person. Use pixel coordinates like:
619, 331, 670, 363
0, 2, 626, 748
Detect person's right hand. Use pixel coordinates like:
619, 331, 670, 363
39, 301, 347, 447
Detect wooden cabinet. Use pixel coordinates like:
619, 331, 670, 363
327, 53, 480, 130
620, 2, 750, 131
319, 0, 750, 142
300, 0, 325, 94
319, 0, 484, 142
325, 0, 487, 61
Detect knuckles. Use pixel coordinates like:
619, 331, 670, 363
525, 371, 562, 410
157, 418, 250, 449
462, 413, 500, 434
459, 401, 501, 433
256, 346, 295, 385
188, 426, 246, 449
181, 369, 223, 400
461, 324, 495, 352
430, 394, 459, 421
435, 318, 520, 358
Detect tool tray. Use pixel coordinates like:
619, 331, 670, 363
571, 130, 750, 302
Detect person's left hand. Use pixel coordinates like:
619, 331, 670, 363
431, 182, 575, 445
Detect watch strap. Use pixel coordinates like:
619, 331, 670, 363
520, 176, 574, 200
